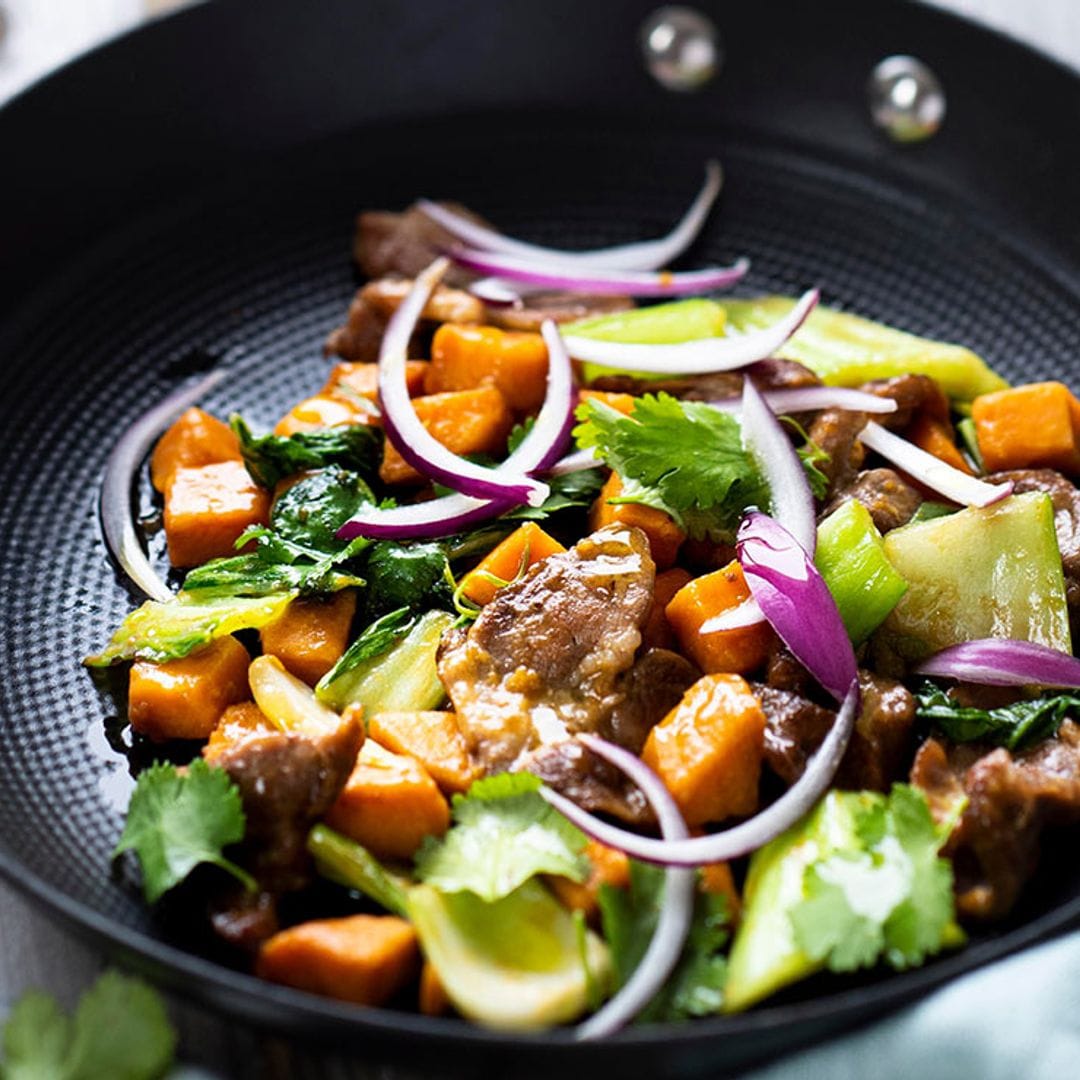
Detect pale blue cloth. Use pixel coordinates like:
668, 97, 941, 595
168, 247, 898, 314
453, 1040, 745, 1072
743, 931, 1080, 1080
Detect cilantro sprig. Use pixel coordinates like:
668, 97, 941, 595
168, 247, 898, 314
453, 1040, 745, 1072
2, 971, 175, 1080
573, 393, 775, 540
114, 759, 253, 904
414, 774, 588, 902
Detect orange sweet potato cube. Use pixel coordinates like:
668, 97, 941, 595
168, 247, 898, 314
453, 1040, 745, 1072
203, 701, 275, 761
379, 386, 514, 486
256, 914, 420, 1006
578, 389, 637, 416
163, 460, 271, 568
273, 394, 367, 437
150, 407, 242, 492
458, 522, 566, 607
418, 960, 451, 1016
324, 741, 450, 860
129, 636, 251, 742
368, 710, 476, 795
589, 471, 685, 569
641, 567, 693, 651
322, 360, 429, 403
427, 323, 550, 412
972, 381, 1080, 474
547, 840, 631, 923
642, 673, 766, 826
665, 561, 773, 675
259, 591, 358, 687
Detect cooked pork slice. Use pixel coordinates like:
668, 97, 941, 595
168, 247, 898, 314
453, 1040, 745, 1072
911, 721, 1080, 920
438, 525, 656, 774
353, 203, 483, 285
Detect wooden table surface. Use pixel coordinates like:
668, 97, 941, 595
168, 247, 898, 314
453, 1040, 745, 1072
1, 1, 1079, 1077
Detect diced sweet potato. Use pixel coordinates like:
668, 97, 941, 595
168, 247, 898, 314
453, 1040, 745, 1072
589, 472, 685, 570
368, 711, 476, 795
322, 360, 428, 404
547, 840, 631, 924
259, 591, 358, 686
907, 414, 973, 475
324, 741, 450, 860
273, 394, 367, 437
578, 389, 637, 416
163, 460, 271, 568
360, 277, 484, 325
418, 960, 451, 1017
203, 701, 274, 761
129, 636, 251, 742
666, 561, 773, 675
379, 386, 513, 486
700, 860, 741, 925
150, 407, 241, 492
427, 324, 550, 412
642, 673, 766, 826
641, 567, 693, 651
458, 522, 566, 607
256, 914, 420, 1007
972, 381, 1080, 474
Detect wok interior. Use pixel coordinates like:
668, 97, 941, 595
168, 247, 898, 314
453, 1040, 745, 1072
1, 117, 1079, 1053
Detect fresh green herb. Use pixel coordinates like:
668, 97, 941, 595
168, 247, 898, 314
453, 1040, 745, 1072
788, 785, 955, 973
598, 862, 729, 1022
915, 682, 1080, 751
85, 591, 293, 665
573, 394, 771, 540
415, 774, 588, 903
362, 541, 453, 618
507, 417, 535, 454
307, 825, 410, 917
955, 416, 985, 473
2, 971, 176, 1080
113, 759, 254, 904
270, 466, 375, 555
231, 414, 383, 489
908, 501, 957, 524
507, 465, 606, 521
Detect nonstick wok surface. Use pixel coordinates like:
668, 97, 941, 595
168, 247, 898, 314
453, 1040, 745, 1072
1, 2, 1080, 1075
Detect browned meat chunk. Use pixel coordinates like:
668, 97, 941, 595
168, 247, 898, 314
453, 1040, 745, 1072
213, 714, 363, 894
528, 740, 651, 827
911, 722, 1080, 919
989, 469, 1080, 612
209, 888, 280, 954
589, 358, 820, 403
864, 373, 950, 430
756, 670, 915, 791
353, 203, 483, 286
488, 292, 635, 331
325, 277, 485, 363
605, 648, 700, 754
823, 468, 922, 533
438, 526, 656, 774
808, 407, 868, 492
765, 642, 813, 696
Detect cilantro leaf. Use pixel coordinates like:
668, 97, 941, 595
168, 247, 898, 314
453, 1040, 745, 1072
598, 860, 730, 1022
232, 414, 383, 490
414, 774, 588, 902
573, 394, 770, 540
2, 971, 175, 1080
915, 682, 1080, 751
113, 759, 254, 903
270, 466, 375, 555
788, 784, 955, 974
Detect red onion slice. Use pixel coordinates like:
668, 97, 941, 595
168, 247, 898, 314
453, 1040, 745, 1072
708, 386, 900, 416
548, 447, 602, 476
448, 249, 749, 299
563, 289, 819, 373
419, 162, 722, 272
378, 259, 549, 507
737, 511, 857, 703
698, 597, 765, 634
915, 638, 1080, 688
858, 421, 1013, 508
339, 319, 576, 541
740, 378, 817, 555
542, 682, 860, 868
568, 735, 694, 1040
